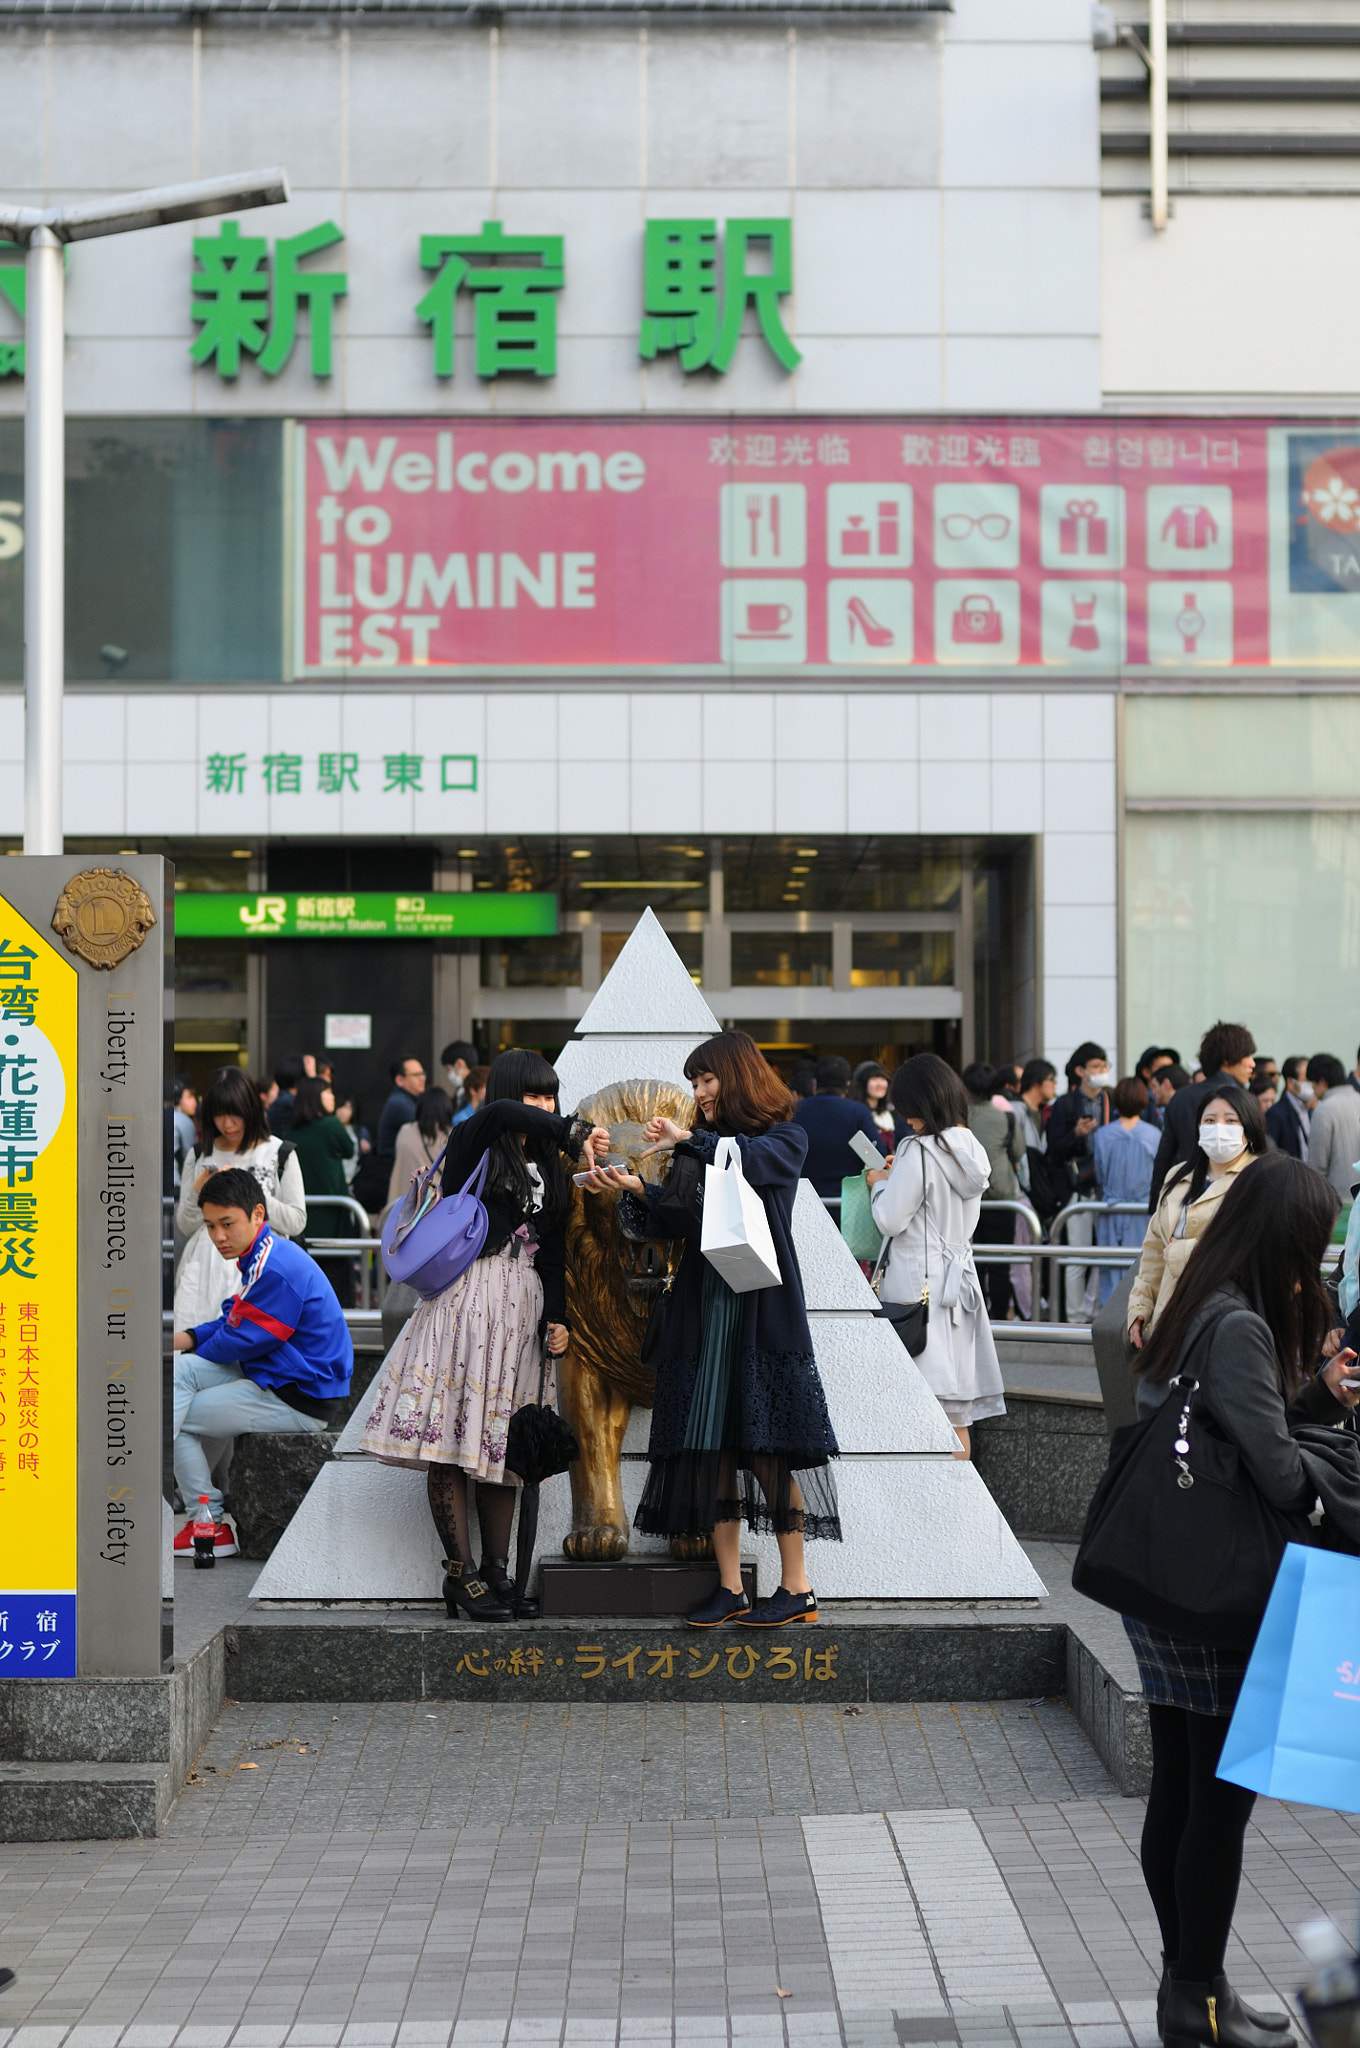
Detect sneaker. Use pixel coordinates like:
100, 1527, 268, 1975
173, 1518, 237, 1559
687, 1585, 752, 1627
738, 1585, 818, 1627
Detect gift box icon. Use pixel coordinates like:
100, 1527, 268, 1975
1059, 498, 1108, 557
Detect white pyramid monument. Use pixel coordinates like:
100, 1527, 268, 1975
252, 912, 1044, 1604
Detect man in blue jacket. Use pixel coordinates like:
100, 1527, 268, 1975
171, 1167, 354, 1557
792, 1055, 887, 1198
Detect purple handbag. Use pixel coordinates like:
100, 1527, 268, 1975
381, 1144, 491, 1300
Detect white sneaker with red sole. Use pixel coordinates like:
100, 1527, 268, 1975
172, 1518, 237, 1559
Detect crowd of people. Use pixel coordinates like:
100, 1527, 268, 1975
162, 1021, 1360, 2030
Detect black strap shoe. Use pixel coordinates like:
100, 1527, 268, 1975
442, 1559, 513, 1623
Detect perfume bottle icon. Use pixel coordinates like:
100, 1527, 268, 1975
1177, 591, 1206, 653
1069, 592, 1100, 652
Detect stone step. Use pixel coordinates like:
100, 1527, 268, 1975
0, 1760, 171, 1840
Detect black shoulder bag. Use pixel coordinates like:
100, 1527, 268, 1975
1072, 1325, 1315, 1651
870, 1141, 930, 1359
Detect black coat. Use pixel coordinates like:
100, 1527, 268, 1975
625, 1120, 838, 1466
1266, 1094, 1308, 1160
792, 1094, 887, 1197
1149, 1068, 1236, 1210
1046, 1085, 1109, 1196
438, 1101, 587, 1327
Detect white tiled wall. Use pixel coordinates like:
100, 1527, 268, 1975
0, 1, 1101, 418
28, 680, 1118, 1073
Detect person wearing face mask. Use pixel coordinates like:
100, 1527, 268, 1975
1264, 1055, 1312, 1161
441, 1041, 480, 1112
1045, 1042, 1112, 1324
1127, 1083, 1267, 1350
1148, 1021, 1256, 1210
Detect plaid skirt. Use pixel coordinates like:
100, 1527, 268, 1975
1122, 1617, 1251, 1719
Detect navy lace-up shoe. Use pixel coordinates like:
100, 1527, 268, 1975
738, 1586, 818, 1626
687, 1585, 752, 1627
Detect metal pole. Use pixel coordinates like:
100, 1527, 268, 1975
24, 226, 64, 855
1149, 0, 1169, 232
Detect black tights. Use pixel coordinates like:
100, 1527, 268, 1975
426, 1468, 517, 1568
1142, 1703, 1258, 1982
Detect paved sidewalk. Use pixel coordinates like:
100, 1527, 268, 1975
2, 1715, 1356, 2048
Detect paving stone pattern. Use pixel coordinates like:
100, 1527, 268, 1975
2, 1696, 1358, 2048
160, 1701, 1114, 1833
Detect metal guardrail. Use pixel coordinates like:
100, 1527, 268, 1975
822, 1186, 1144, 1332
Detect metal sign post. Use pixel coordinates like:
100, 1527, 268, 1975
0, 857, 169, 1678
0, 169, 289, 855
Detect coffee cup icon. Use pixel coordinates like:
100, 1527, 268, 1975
742, 601, 793, 638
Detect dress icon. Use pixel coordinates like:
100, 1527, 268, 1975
1069, 593, 1100, 652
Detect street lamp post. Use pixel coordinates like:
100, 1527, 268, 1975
0, 169, 290, 853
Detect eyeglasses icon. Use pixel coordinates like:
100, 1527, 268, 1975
940, 512, 1013, 541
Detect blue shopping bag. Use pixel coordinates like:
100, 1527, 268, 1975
1218, 1543, 1360, 1811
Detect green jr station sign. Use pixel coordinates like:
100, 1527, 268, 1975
177, 891, 557, 939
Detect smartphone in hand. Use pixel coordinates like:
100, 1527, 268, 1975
848, 1128, 882, 1169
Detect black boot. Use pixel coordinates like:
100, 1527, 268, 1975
1159, 1963, 1292, 2040
480, 1555, 540, 1621
442, 1559, 513, 1623
1163, 1974, 1295, 2048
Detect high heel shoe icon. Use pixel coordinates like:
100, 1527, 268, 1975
846, 596, 894, 648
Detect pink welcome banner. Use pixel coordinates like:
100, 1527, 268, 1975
292, 417, 1360, 676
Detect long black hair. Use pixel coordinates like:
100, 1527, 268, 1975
289, 1076, 332, 1129
889, 1053, 971, 1156
416, 1087, 454, 1145
1138, 1151, 1338, 1396
1162, 1080, 1267, 1206
483, 1048, 570, 1225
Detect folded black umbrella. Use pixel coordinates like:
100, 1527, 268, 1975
505, 1346, 580, 1614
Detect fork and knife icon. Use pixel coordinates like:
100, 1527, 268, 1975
746, 492, 782, 557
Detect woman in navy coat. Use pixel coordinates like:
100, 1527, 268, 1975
582, 1031, 840, 1628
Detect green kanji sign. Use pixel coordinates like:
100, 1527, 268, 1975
184, 216, 797, 383
175, 891, 558, 939
191, 218, 347, 379
0, 255, 24, 379
417, 221, 565, 380
639, 218, 800, 374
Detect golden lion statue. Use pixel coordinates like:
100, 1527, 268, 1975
559, 1078, 700, 1561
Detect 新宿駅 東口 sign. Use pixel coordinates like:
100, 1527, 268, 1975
175, 892, 557, 939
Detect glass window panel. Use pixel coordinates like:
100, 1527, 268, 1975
176, 942, 248, 996
730, 932, 833, 987
480, 934, 582, 988
602, 927, 702, 981
464, 837, 708, 914
1126, 810, 1360, 1067
724, 837, 963, 913
1124, 695, 1360, 802
0, 418, 282, 684
851, 930, 955, 987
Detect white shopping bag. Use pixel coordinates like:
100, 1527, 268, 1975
701, 1136, 782, 1294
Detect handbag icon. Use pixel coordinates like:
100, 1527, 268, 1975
952, 593, 1004, 645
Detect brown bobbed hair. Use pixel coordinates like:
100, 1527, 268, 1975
684, 1032, 795, 1135
202, 1064, 269, 1152
1138, 1150, 1338, 1397
1111, 1075, 1148, 1118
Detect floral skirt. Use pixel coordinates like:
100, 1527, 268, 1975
359, 1241, 553, 1482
